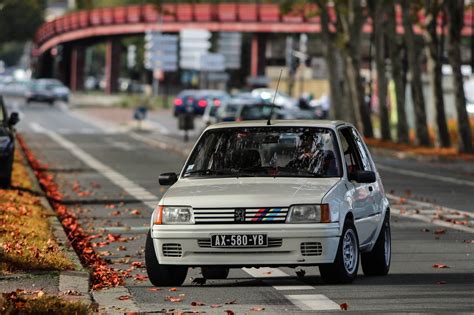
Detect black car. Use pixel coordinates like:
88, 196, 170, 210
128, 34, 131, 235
0, 96, 20, 187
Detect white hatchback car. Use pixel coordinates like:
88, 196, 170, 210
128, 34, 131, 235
146, 120, 391, 286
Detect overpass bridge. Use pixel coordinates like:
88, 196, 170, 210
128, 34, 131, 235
33, 3, 473, 93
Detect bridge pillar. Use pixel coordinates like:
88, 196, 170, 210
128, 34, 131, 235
105, 40, 121, 94
70, 45, 85, 92
251, 33, 267, 77
37, 50, 54, 78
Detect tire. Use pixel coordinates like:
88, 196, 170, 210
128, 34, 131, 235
145, 231, 188, 287
0, 151, 14, 188
319, 219, 359, 284
361, 214, 391, 276
201, 267, 229, 280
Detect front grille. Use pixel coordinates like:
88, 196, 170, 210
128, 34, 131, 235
300, 242, 322, 256
193, 208, 288, 224
197, 238, 283, 248
162, 243, 182, 257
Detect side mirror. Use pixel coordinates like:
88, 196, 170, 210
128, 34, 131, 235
8, 112, 20, 126
159, 172, 178, 186
348, 170, 376, 184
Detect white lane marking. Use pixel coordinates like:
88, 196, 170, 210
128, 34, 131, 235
145, 120, 171, 135
285, 294, 340, 311
273, 285, 314, 290
388, 193, 474, 234
29, 122, 45, 133
242, 267, 340, 311
243, 267, 290, 278
377, 164, 474, 188
31, 123, 158, 209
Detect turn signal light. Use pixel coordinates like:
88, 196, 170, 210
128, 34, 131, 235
320, 204, 331, 223
154, 206, 163, 225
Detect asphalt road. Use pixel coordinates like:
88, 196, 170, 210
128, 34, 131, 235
9, 98, 474, 313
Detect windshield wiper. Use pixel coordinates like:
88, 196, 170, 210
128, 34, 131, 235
184, 169, 235, 177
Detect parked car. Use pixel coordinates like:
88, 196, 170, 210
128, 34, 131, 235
251, 88, 298, 109
0, 96, 20, 187
146, 120, 391, 286
174, 90, 230, 116
25, 79, 70, 104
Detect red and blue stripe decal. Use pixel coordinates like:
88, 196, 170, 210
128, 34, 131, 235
251, 208, 283, 222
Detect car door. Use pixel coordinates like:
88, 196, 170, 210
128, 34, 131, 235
338, 127, 378, 245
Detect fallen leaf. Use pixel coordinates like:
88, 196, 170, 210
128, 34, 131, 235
134, 274, 148, 281
148, 288, 161, 292
191, 301, 206, 306
118, 295, 130, 300
463, 240, 474, 243
37, 290, 45, 298
131, 209, 141, 215
340, 303, 349, 311
165, 295, 183, 302
250, 307, 265, 311
434, 228, 446, 235
117, 245, 127, 251
433, 263, 449, 269
168, 287, 178, 292
263, 271, 272, 275
225, 299, 237, 305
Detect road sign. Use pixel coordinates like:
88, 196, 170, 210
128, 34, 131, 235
144, 32, 178, 72
218, 32, 242, 70
200, 53, 225, 72
180, 29, 211, 70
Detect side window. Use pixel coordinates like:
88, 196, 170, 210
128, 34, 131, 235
350, 128, 372, 171
338, 128, 363, 173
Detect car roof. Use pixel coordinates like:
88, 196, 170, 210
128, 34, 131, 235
205, 120, 349, 130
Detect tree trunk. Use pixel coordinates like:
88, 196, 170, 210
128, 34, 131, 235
445, 0, 473, 152
424, 1, 451, 147
315, 0, 347, 121
400, 0, 431, 146
337, 0, 374, 137
386, 2, 409, 144
371, 0, 391, 141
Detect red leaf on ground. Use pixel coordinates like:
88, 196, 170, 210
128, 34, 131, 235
436, 281, 447, 285
131, 261, 144, 268
433, 263, 449, 269
130, 209, 141, 215
117, 245, 127, 251
165, 295, 183, 302
107, 233, 122, 242
340, 303, 349, 311
105, 204, 117, 209
147, 288, 161, 292
191, 301, 206, 306
434, 228, 446, 235
118, 295, 130, 300
250, 307, 265, 311
134, 274, 148, 281
168, 287, 178, 292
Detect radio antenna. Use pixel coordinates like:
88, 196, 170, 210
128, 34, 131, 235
267, 69, 283, 126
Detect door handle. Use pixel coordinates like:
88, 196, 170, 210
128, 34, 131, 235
368, 186, 373, 192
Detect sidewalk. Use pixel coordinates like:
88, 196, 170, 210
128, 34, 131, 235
0, 145, 92, 313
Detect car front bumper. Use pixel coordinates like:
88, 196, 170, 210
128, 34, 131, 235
151, 223, 340, 266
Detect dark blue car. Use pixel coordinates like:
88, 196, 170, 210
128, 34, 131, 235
0, 96, 20, 187
174, 90, 230, 116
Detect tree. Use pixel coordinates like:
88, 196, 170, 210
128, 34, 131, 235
444, 0, 472, 152
368, 0, 391, 141
0, 0, 46, 43
400, 0, 431, 146
336, 0, 374, 137
386, 1, 410, 143
423, 0, 451, 147
313, 0, 349, 122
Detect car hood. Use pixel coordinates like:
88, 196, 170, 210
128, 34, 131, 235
161, 177, 340, 208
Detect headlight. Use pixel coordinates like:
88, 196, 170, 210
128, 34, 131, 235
154, 206, 194, 225
286, 204, 331, 223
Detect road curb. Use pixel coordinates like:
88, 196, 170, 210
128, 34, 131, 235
17, 141, 92, 302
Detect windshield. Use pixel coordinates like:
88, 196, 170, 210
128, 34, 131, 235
240, 104, 278, 120
183, 127, 342, 178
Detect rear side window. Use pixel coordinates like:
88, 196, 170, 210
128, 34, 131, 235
350, 128, 372, 171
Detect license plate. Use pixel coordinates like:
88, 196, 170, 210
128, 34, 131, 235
211, 234, 268, 248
